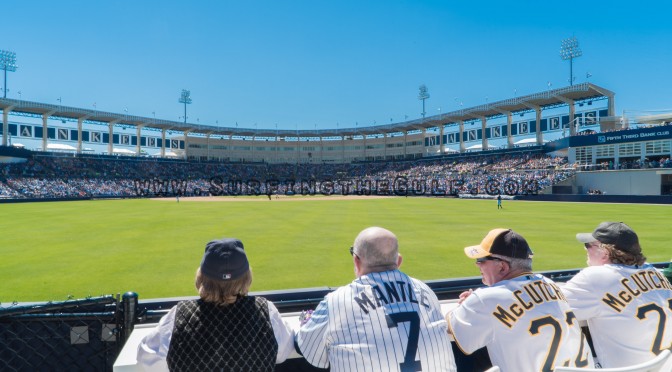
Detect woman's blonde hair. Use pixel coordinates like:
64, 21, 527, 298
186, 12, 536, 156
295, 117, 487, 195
194, 267, 253, 306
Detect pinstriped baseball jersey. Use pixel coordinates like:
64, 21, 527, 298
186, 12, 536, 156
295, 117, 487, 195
561, 263, 672, 368
448, 273, 594, 372
296, 269, 457, 372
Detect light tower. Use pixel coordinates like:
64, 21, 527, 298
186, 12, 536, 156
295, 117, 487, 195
178, 89, 192, 124
560, 37, 582, 86
418, 84, 430, 118
0, 50, 18, 99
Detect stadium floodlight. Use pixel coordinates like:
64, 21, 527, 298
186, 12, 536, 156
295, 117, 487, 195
0, 49, 18, 99
418, 84, 430, 118
560, 37, 582, 86
178, 89, 192, 124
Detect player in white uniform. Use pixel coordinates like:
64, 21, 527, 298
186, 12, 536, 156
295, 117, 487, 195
447, 228, 594, 372
562, 222, 672, 368
295, 227, 457, 372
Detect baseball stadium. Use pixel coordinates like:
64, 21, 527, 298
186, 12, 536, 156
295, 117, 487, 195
2, 77, 672, 371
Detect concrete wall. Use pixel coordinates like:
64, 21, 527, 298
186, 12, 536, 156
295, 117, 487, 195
575, 169, 661, 195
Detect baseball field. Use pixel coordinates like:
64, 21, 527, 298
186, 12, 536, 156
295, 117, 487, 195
1, 196, 670, 302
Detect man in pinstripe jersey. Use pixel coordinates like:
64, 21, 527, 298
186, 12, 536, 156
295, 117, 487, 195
296, 226, 457, 372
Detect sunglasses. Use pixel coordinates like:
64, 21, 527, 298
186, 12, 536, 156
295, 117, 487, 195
476, 256, 508, 264
349, 246, 357, 257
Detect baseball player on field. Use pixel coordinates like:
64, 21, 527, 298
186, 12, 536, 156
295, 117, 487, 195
446, 228, 594, 372
562, 222, 672, 368
295, 226, 457, 372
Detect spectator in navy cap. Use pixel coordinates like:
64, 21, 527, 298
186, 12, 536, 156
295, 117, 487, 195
137, 238, 295, 371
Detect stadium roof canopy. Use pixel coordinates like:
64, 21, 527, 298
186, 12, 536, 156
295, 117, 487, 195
46, 143, 76, 151
514, 137, 548, 145
0, 83, 613, 139
465, 144, 498, 150
635, 112, 672, 125
113, 148, 136, 155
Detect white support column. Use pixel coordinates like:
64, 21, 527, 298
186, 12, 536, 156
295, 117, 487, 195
480, 117, 488, 151
551, 96, 576, 136
535, 108, 544, 145
2, 106, 14, 146
403, 131, 407, 157
161, 129, 167, 157
521, 102, 543, 144
421, 128, 427, 156
439, 125, 445, 155
494, 109, 513, 149
607, 94, 615, 117
569, 103, 577, 136
458, 121, 465, 153
77, 117, 85, 153
42, 113, 53, 151
136, 125, 143, 155
183, 130, 190, 160
505, 113, 512, 148
108, 122, 114, 155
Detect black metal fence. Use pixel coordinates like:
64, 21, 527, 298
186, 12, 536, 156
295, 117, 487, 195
1, 264, 669, 371
0, 293, 137, 372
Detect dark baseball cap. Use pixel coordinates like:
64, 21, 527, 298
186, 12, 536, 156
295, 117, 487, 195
200, 238, 250, 280
464, 228, 534, 259
576, 222, 641, 254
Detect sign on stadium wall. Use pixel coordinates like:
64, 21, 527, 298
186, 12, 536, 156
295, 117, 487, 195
570, 126, 672, 147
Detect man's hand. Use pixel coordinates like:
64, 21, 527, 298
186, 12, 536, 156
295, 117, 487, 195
457, 288, 473, 305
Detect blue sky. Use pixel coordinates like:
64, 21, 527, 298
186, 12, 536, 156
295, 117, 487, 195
3, 1, 671, 130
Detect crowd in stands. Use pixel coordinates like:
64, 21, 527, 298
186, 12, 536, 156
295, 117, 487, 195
585, 157, 672, 171
587, 189, 604, 195
0, 151, 574, 199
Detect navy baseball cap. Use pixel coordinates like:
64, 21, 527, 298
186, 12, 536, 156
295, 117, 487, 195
464, 228, 534, 260
576, 222, 641, 254
200, 238, 249, 280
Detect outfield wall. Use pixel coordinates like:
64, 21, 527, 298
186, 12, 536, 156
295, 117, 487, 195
519, 194, 672, 204
577, 169, 662, 195
547, 168, 672, 196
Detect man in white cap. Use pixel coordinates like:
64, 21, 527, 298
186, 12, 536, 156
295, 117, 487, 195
562, 222, 672, 368
136, 238, 295, 371
447, 228, 593, 371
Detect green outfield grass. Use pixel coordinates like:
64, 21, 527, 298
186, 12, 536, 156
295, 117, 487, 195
1, 197, 670, 302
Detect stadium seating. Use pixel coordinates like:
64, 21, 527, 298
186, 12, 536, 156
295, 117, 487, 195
1, 151, 574, 199
554, 349, 671, 372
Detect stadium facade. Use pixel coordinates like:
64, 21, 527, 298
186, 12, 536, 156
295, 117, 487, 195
2, 83, 616, 164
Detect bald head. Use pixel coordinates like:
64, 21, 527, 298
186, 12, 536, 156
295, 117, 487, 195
353, 227, 399, 272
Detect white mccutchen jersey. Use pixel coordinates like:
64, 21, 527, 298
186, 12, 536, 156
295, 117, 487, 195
448, 273, 594, 372
561, 263, 672, 368
295, 269, 457, 372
